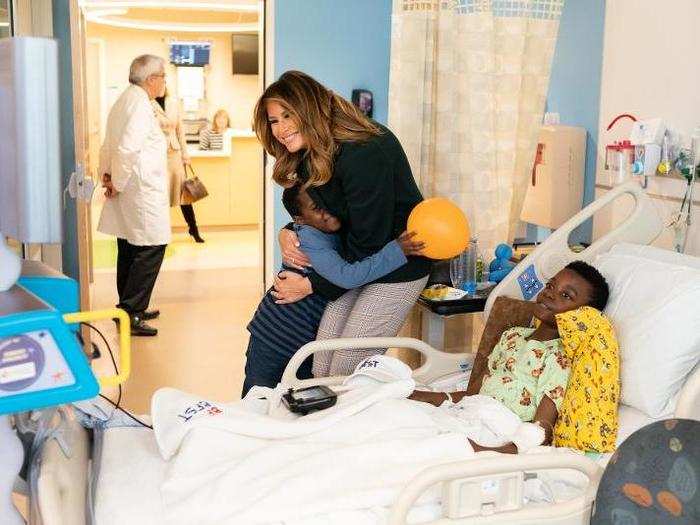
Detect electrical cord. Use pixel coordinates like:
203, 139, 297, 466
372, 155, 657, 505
80, 322, 153, 429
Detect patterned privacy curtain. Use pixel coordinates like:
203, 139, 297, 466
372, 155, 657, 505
388, 0, 564, 254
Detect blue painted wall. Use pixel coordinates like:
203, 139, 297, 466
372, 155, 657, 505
272, 0, 393, 268
541, 0, 606, 244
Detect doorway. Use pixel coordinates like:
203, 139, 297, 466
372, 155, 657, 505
72, 1, 268, 411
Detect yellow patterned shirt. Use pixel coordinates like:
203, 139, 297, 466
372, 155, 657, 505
553, 306, 620, 452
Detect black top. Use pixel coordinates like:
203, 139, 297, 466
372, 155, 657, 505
297, 125, 432, 300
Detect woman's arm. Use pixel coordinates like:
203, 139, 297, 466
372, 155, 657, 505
279, 227, 311, 269
276, 228, 348, 302
175, 112, 190, 165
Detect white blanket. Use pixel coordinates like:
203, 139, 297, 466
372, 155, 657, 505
151, 381, 544, 525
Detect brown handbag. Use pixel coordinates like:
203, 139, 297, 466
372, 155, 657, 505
181, 164, 209, 204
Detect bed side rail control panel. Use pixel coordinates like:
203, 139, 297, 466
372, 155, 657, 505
442, 471, 523, 518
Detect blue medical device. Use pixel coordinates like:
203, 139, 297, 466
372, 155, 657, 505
0, 269, 98, 416
0, 263, 117, 524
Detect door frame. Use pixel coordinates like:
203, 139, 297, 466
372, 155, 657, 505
69, 1, 275, 294
68, 0, 93, 311
263, 0, 275, 289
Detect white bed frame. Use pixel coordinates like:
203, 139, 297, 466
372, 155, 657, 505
32, 182, 700, 524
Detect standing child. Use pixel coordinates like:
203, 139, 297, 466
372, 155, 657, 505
242, 184, 423, 396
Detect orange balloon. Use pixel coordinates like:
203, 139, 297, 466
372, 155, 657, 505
407, 198, 470, 260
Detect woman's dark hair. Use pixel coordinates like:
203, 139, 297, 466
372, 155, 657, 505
282, 184, 303, 218
565, 261, 610, 311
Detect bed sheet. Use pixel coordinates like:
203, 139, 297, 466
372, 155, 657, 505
93, 425, 445, 525
95, 427, 167, 525
93, 405, 659, 524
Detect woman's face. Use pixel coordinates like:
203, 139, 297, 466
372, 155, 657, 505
266, 100, 307, 153
214, 114, 228, 130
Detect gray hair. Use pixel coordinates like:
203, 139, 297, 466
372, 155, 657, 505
128, 54, 165, 85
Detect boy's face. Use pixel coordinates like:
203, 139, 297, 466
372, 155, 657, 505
295, 191, 341, 233
533, 268, 594, 325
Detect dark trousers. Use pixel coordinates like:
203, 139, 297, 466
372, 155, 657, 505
180, 204, 198, 231
241, 335, 313, 397
116, 238, 166, 316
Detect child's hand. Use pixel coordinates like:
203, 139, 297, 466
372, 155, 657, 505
280, 228, 311, 269
397, 231, 425, 256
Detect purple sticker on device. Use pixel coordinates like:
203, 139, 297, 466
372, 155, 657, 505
517, 265, 544, 300
0, 335, 45, 392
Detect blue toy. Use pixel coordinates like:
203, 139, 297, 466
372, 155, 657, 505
489, 243, 516, 283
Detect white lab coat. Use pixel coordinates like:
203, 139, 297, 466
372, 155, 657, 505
97, 84, 170, 246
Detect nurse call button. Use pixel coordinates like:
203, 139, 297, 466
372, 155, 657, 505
0, 335, 45, 392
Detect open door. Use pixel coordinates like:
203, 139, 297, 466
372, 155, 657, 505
67, 0, 94, 311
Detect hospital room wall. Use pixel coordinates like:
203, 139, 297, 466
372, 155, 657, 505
84, 24, 259, 131
272, 0, 393, 268
540, 0, 605, 245
592, 0, 700, 256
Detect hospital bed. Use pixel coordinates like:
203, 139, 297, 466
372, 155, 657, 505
32, 182, 700, 525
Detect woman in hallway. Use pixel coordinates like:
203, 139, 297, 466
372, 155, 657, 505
154, 90, 205, 243
199, 109, 230, 151
252, 70, 431, 378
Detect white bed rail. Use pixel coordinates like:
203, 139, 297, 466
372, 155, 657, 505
280, 337, 472, 388
388, 452, 602, 525
484, 181, 663, 319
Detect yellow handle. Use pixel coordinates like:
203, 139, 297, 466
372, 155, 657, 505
63, 308, 131, 388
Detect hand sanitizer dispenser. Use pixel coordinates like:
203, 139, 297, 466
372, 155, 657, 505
630, 118, 665, 177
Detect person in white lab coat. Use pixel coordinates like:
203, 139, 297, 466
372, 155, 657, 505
97, 54, 169, 337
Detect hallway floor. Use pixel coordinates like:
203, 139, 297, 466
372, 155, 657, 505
90, 229, 263, 414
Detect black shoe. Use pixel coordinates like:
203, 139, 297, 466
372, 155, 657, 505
189, 227, 205, 243
142, 309, 160, 321
130, 317, 158, 337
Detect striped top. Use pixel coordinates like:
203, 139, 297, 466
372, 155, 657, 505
199, 126, 225, 150
247, 282, 328, 358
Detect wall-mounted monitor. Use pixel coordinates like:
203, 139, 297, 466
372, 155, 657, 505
232, 34, 258, 75
169, 41, 211, 67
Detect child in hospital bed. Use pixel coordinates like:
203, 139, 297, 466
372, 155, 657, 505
410, 261, 615, 453
242, 184, 424, 396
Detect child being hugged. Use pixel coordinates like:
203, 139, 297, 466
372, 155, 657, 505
242, 184, 424, 396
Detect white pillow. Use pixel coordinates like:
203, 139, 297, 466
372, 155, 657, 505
594, 249, 700, 418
